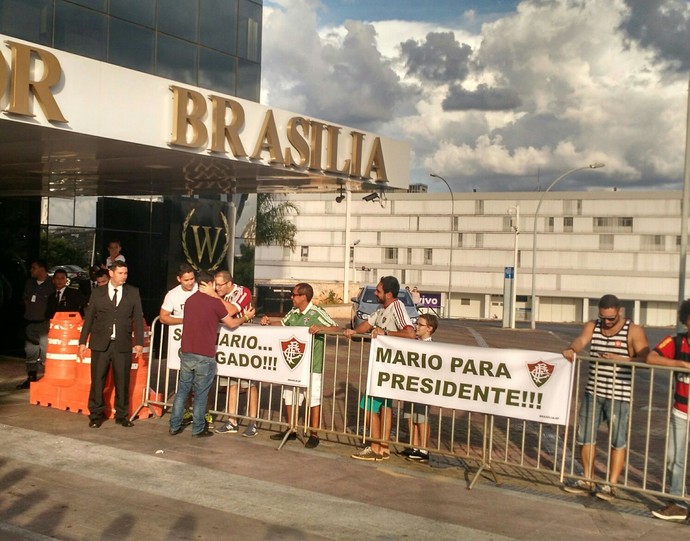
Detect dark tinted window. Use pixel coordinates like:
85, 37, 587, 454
200, 0, 237, 54
236, 58, 260, 101
362, 288, 378, 304
156, 34, 198, 85
0, 0, 52, 45
69, 0, 106, 10
109, 18, 154, 73
55, 1, 106, 60
109, 0, 155, 27
158, 0, 199, 42
199, 48, 236, 94
397, 291, 415, 307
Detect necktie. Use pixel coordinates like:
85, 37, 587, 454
56, 291, 61, 304
112, 288, 118, 307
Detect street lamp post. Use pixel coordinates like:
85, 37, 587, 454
343, 188, 352, 302
508, 205, 520, 329
677, 72, 690, 333
530, 163, 605, 330
430, 173, 455, 318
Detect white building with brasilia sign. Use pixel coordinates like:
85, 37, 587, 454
0, 23, 410, 337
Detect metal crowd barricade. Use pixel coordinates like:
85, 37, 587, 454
134, 317, 315, 437
133, 320, 690, 502
559, 354, 690, 503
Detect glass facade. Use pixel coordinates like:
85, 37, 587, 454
0, 0, 263, 349
0, 0, 262, 99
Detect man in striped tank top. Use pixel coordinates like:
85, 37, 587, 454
562, 294, 649, 500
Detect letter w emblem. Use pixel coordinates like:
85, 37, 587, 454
191, 225, 223, 263
181, 208, 230, 271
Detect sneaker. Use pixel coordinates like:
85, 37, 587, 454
181, 409, 193, 426
215, 421, 238, 434
652, 503, 688, 521
351, 446, 384, 461
305, 435, 320, 449
595, 485, 617, 501
242, 423, 258, 438
399, 447, 416, 457
270, 430, 297, 441
562, 480, 595, 495
205, 413, 214, 427
406, 449, 429, 462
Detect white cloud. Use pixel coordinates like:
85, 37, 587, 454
262, 0, 688, 192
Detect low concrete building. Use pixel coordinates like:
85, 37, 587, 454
255, 190, 687, 326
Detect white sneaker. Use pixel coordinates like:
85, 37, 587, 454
652, 503, 688, 521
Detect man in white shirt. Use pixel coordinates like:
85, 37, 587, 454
345, 276, 415, 461
159, 263, 198, 326
160, 263, 209, 427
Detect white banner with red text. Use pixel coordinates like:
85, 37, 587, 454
167, 325, 312, 387
366, 336, 574, 425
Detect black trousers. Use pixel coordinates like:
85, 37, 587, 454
88, 341, 132, 420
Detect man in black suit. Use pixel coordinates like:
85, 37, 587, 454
46, 268, 85, 319
78, 260, 144, 428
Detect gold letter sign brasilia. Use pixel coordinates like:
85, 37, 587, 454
168, 85, 388, 182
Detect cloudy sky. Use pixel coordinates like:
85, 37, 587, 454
260, 0, 690, 193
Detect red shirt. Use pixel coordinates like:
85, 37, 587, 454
655, 334, 690, 413
225, 284, 252, 318
181, 291, 228, 358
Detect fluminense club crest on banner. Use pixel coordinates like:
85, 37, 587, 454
527, 360, 555, 388
280, 337, 307, 370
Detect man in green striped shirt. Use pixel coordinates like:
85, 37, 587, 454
261, 283, 340, 448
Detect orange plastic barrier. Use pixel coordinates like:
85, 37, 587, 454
44, 312, 81, 384
30, 315, 158, 420
58, 344, 96, 415
30, 312, 82, 408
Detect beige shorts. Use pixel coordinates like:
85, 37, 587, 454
219, 377, 253, 389
282, 373, 321, 407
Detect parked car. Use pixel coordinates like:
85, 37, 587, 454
350, 285, 420, 329
48, 265, 89, 287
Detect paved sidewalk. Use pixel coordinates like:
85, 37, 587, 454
0, 321, 683, 540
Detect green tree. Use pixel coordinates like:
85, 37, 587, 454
40, 231, 89, 268
254, 193, 298, 250
233, 243, 255, 290
235, 194, 299, 290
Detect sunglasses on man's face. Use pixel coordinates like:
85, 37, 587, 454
599, 315, 618, 322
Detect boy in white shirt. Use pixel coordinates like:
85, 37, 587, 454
402, 313, 439, 462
